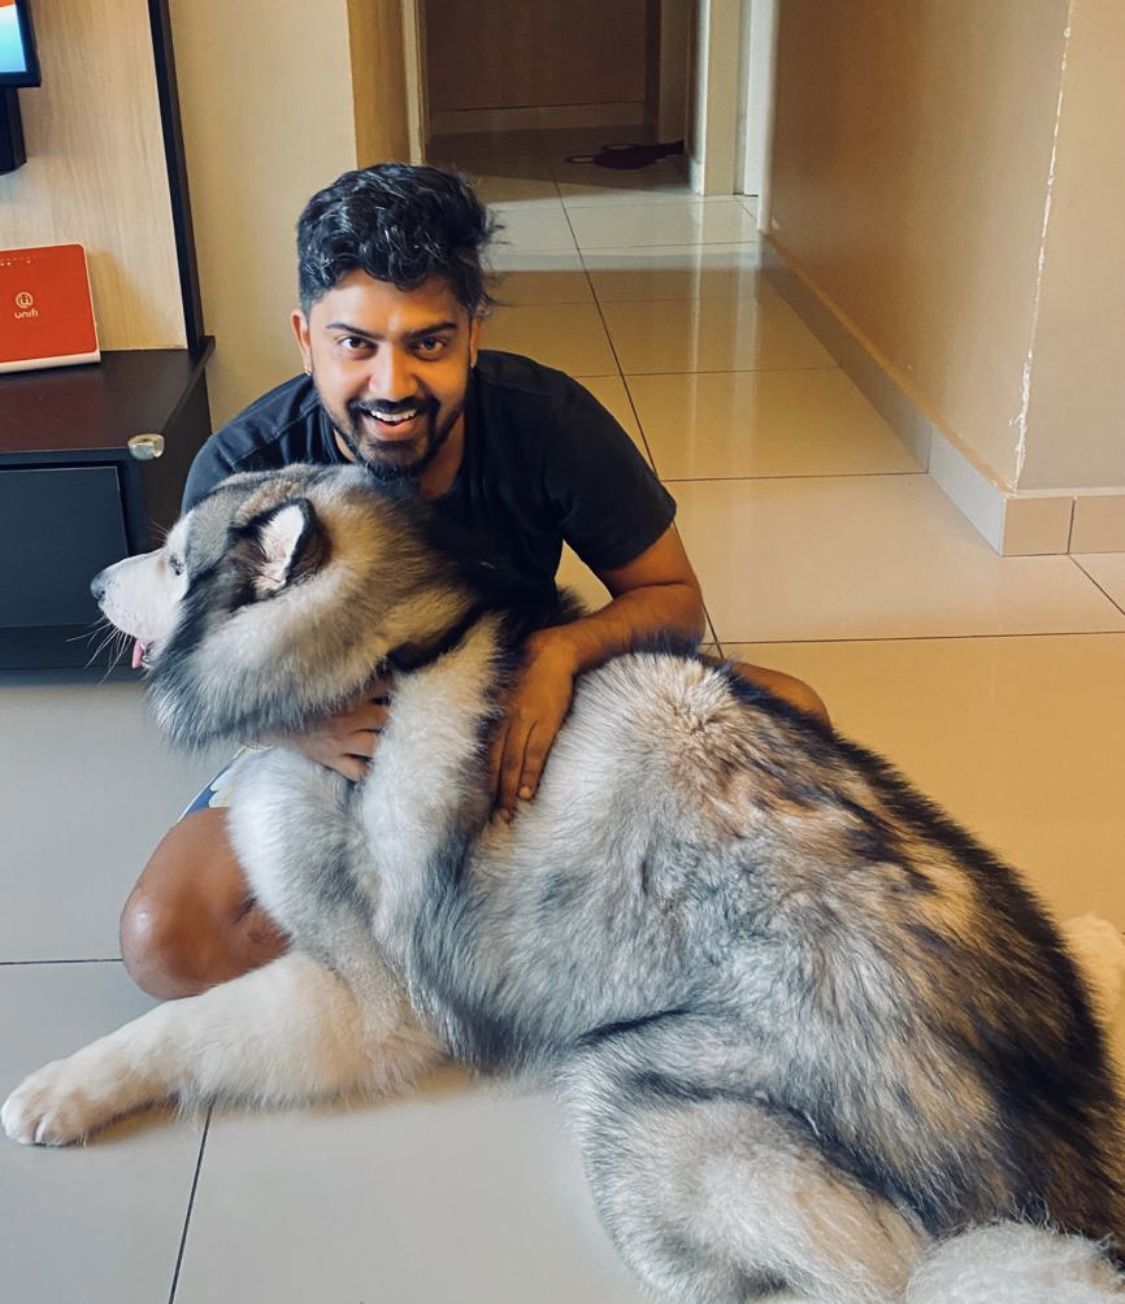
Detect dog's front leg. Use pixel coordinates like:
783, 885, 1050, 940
2, 950, 443, 1146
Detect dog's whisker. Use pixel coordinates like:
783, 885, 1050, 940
83, 625, 120, 669
67, 616, 111, 646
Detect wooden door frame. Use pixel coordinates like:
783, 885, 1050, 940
401, 0, 427, 162
688, 0, 742, 196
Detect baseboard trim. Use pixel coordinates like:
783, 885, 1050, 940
761, 238, 1125, 555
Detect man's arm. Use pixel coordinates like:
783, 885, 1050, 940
489, 524, 705, 818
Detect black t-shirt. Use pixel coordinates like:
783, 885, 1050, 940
183, 350, 676, 587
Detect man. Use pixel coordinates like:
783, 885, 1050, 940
121, 164, 827, 1000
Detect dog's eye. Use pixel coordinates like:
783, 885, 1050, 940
168, 555, 184, 577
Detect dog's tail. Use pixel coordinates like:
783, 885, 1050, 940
904, 1224, 1124, 1303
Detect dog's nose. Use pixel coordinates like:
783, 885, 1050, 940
90, 575, 106, 603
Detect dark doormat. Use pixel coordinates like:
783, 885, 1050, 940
564, 140, 685, 171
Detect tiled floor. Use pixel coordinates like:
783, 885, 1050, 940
3, 129, 1124, 1302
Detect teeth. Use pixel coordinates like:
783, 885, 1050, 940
372, 410, 418, 425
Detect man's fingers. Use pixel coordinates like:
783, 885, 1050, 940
350, 701, 390, 731
498, 720, 534, 816
347, 729, 380, 759
364, 668, 394, 698
517, 730, 547, 801
336, 756, 368, 784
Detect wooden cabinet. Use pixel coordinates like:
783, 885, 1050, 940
0, 343, 212, 668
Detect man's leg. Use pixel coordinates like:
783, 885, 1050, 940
120, 807, 288, 1000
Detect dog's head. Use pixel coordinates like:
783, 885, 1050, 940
92, 465, 467, 749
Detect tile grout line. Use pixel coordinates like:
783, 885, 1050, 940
0, 956, 121, 966
556, 194, 725, 647
556, 198, 662, 467
660, 470, 925, 486
1068, 555, 1125, 617
167, 1105, 212, 1304
710, 629, 1125, 648
617, 363, 842, 376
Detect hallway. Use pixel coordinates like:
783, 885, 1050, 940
1, 125, 1124, 1303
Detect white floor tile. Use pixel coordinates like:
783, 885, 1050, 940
483, 304, 618, 377
489, 204, 576, 254
0, 962, 203, 1303
555, 162, 693, 206
1074, 553, 1125, 612
175, 1078, 644, 1304
568, 199, 759, 250
453, 156, 561, 207
627, 370, 920, 479
673, 475, 1125, 643
723, 634, 1125, 929
0, 677, 225, 961
583, 243, 764, 302
605, 293, 836, 375
489, 249, 593, 306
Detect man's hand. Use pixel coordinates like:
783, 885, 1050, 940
275, 671, 393, 782
489, 632, 577, 819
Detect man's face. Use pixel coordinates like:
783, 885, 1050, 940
292, 271, 481, 481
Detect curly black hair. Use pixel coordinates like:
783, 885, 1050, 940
296, 163, 498, 315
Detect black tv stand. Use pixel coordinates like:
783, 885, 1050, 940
0, 342, 213, 670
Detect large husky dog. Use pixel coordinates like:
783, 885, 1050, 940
5, 464, 1125, 1302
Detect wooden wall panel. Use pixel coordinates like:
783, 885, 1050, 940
423, 0, 648, 112
0, 0, 185, 350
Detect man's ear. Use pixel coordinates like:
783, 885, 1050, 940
291, 308, 313, 374
241, 498, 327, 597
468, 312, 482, 369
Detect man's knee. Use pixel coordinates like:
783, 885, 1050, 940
779, 676, 830, 727
120, 887, 210, 1000
730, 661, 830, 727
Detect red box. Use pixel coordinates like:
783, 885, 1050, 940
0, 243, 100, 372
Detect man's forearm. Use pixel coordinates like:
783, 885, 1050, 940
529, 581, 707, 678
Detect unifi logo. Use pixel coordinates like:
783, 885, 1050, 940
14, 291, 38, 320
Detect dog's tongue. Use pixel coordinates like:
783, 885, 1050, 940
131, 639, 147, 670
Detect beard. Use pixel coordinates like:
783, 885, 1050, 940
318, 381, 462, 483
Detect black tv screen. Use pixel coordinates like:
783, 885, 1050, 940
0, 0, 39, 88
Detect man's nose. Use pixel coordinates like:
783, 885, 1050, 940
367, 345, 416, 401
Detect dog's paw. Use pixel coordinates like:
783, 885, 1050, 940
2, 1058, 115, 1146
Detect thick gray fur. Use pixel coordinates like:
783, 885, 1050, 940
94, 467, 1125, 1298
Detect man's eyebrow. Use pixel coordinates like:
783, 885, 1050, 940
323, 320, 459, 340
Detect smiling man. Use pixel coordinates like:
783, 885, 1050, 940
121, 164, 826, 1000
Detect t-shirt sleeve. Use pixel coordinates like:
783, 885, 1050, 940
542, 380, 676, 573
179, 375, 319, 514
181, 434, 240, 513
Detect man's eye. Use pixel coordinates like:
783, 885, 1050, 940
340, 336, 372, 352
416, 337, 447, 356
168, 556, 184, 577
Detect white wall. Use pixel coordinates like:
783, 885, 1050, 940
1019, 0, 1125, 490
169, 0, 358, 426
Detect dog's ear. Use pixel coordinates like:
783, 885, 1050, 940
239, 498, 327, 597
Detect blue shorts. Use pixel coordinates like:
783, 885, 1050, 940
179, 748, 264, 820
